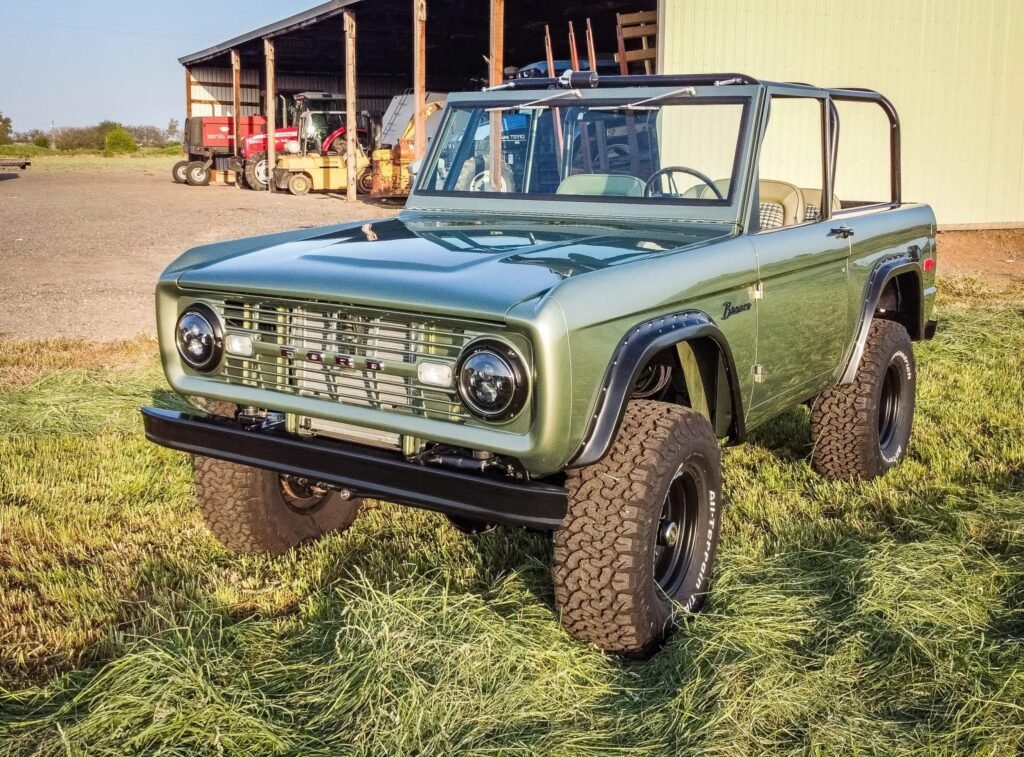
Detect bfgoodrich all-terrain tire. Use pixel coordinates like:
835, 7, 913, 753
194, 456, 362, 554
810, 319, 916, 480
553, 401, 723, 654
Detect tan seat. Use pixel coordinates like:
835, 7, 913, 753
801, 188, 842, 223
682, 178, 810, 230
757, 180, 805, 229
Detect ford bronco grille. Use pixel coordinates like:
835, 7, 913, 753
199, 295, 498, 422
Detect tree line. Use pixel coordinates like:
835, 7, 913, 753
0, 112, 180, 151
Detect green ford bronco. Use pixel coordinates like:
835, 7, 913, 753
144, 72, 937, 654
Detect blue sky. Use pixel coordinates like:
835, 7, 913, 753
0, 1, 315, 131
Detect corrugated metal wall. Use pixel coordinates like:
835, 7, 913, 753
659, 0, 1024, 227
190, 66, 409, 120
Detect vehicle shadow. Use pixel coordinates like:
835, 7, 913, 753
0, 172, 22, 182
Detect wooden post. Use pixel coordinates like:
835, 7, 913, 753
585, 19, 598, 73
231, 50, 242, 157
184, 66, 193, 118
413, 0, 427, 160
344, 10, 358, 203
544, 24, 564, 171
489, 0, 504, 191
264, 38, 276, 192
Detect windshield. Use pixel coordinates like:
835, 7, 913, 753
417, 98, 748, 203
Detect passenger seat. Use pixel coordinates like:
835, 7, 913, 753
801, 189, 842, 222
683, 178, 806, 231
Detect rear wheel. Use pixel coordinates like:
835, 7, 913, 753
172, 160, 189, 184
287, 172, 312, 196
244, 151, 268, 190
810, 319, 916, 480
553, 401, 722, 654
356, 167, 373, 195
186, 161, 210, 186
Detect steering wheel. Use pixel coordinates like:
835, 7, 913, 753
644, 166, 724, 200
469, 169, 510, 193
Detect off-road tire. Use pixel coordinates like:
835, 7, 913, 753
244, 152, 268, 190
810, 319, 916, 480
191, 404, 360, 554
553, 401, 723, 654
194, 457, 361, 554
172, 160, 189, 184
186, 161, 211, 187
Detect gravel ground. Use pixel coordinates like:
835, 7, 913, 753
0, 160, 398, 340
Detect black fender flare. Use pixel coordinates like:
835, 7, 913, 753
840, 253, 923, 385
569, 310, 746, 468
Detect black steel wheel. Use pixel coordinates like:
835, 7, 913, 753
654, 463, 703, 597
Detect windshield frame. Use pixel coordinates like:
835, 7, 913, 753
408, 84, 764, 225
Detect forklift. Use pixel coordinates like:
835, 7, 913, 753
272, 106, 373, 196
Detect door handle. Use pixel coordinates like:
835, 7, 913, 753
829, 225, 855, 239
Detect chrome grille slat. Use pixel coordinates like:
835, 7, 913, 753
195, 293, 505, 422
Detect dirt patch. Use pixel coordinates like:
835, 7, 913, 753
937, 229, 1024, 286
0, 160, 400, 341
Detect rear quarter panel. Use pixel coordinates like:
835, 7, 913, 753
841, 203, 938, 357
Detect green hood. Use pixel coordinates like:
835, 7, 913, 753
170, 214, 733, 321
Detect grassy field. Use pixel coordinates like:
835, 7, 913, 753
0, 144, 180, 172
1, 277, 1022, 755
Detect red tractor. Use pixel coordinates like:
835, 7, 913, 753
230, 92, 370, 190
172, 115, 267, 186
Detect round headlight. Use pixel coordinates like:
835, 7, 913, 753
285, 140, 301, 154
175, 304, 223, 372
457, 340, 528, 421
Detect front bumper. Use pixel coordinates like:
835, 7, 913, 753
141, 407, 567, 530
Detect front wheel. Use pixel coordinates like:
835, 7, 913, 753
553, 401, 722, 655
186, 161, 210, 186
810, 319, 916, 480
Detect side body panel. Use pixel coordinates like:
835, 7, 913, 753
746, 219, 850, 424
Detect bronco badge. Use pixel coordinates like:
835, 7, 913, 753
722, 301, 752, 320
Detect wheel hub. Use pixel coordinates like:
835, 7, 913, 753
658, 521, 680, 547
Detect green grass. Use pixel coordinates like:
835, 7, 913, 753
0, 144, 180, 171
1, 279, 1023, 754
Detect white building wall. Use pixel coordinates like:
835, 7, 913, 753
659, 0, 1024, 228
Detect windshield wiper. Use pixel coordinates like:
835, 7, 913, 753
485, 89, 583, 113
589, 86, 698, 111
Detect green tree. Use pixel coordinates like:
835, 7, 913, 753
104, 127, 137, 155
0, 113, 12, 145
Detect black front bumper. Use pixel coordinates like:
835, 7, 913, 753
141, 407, 567, 530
